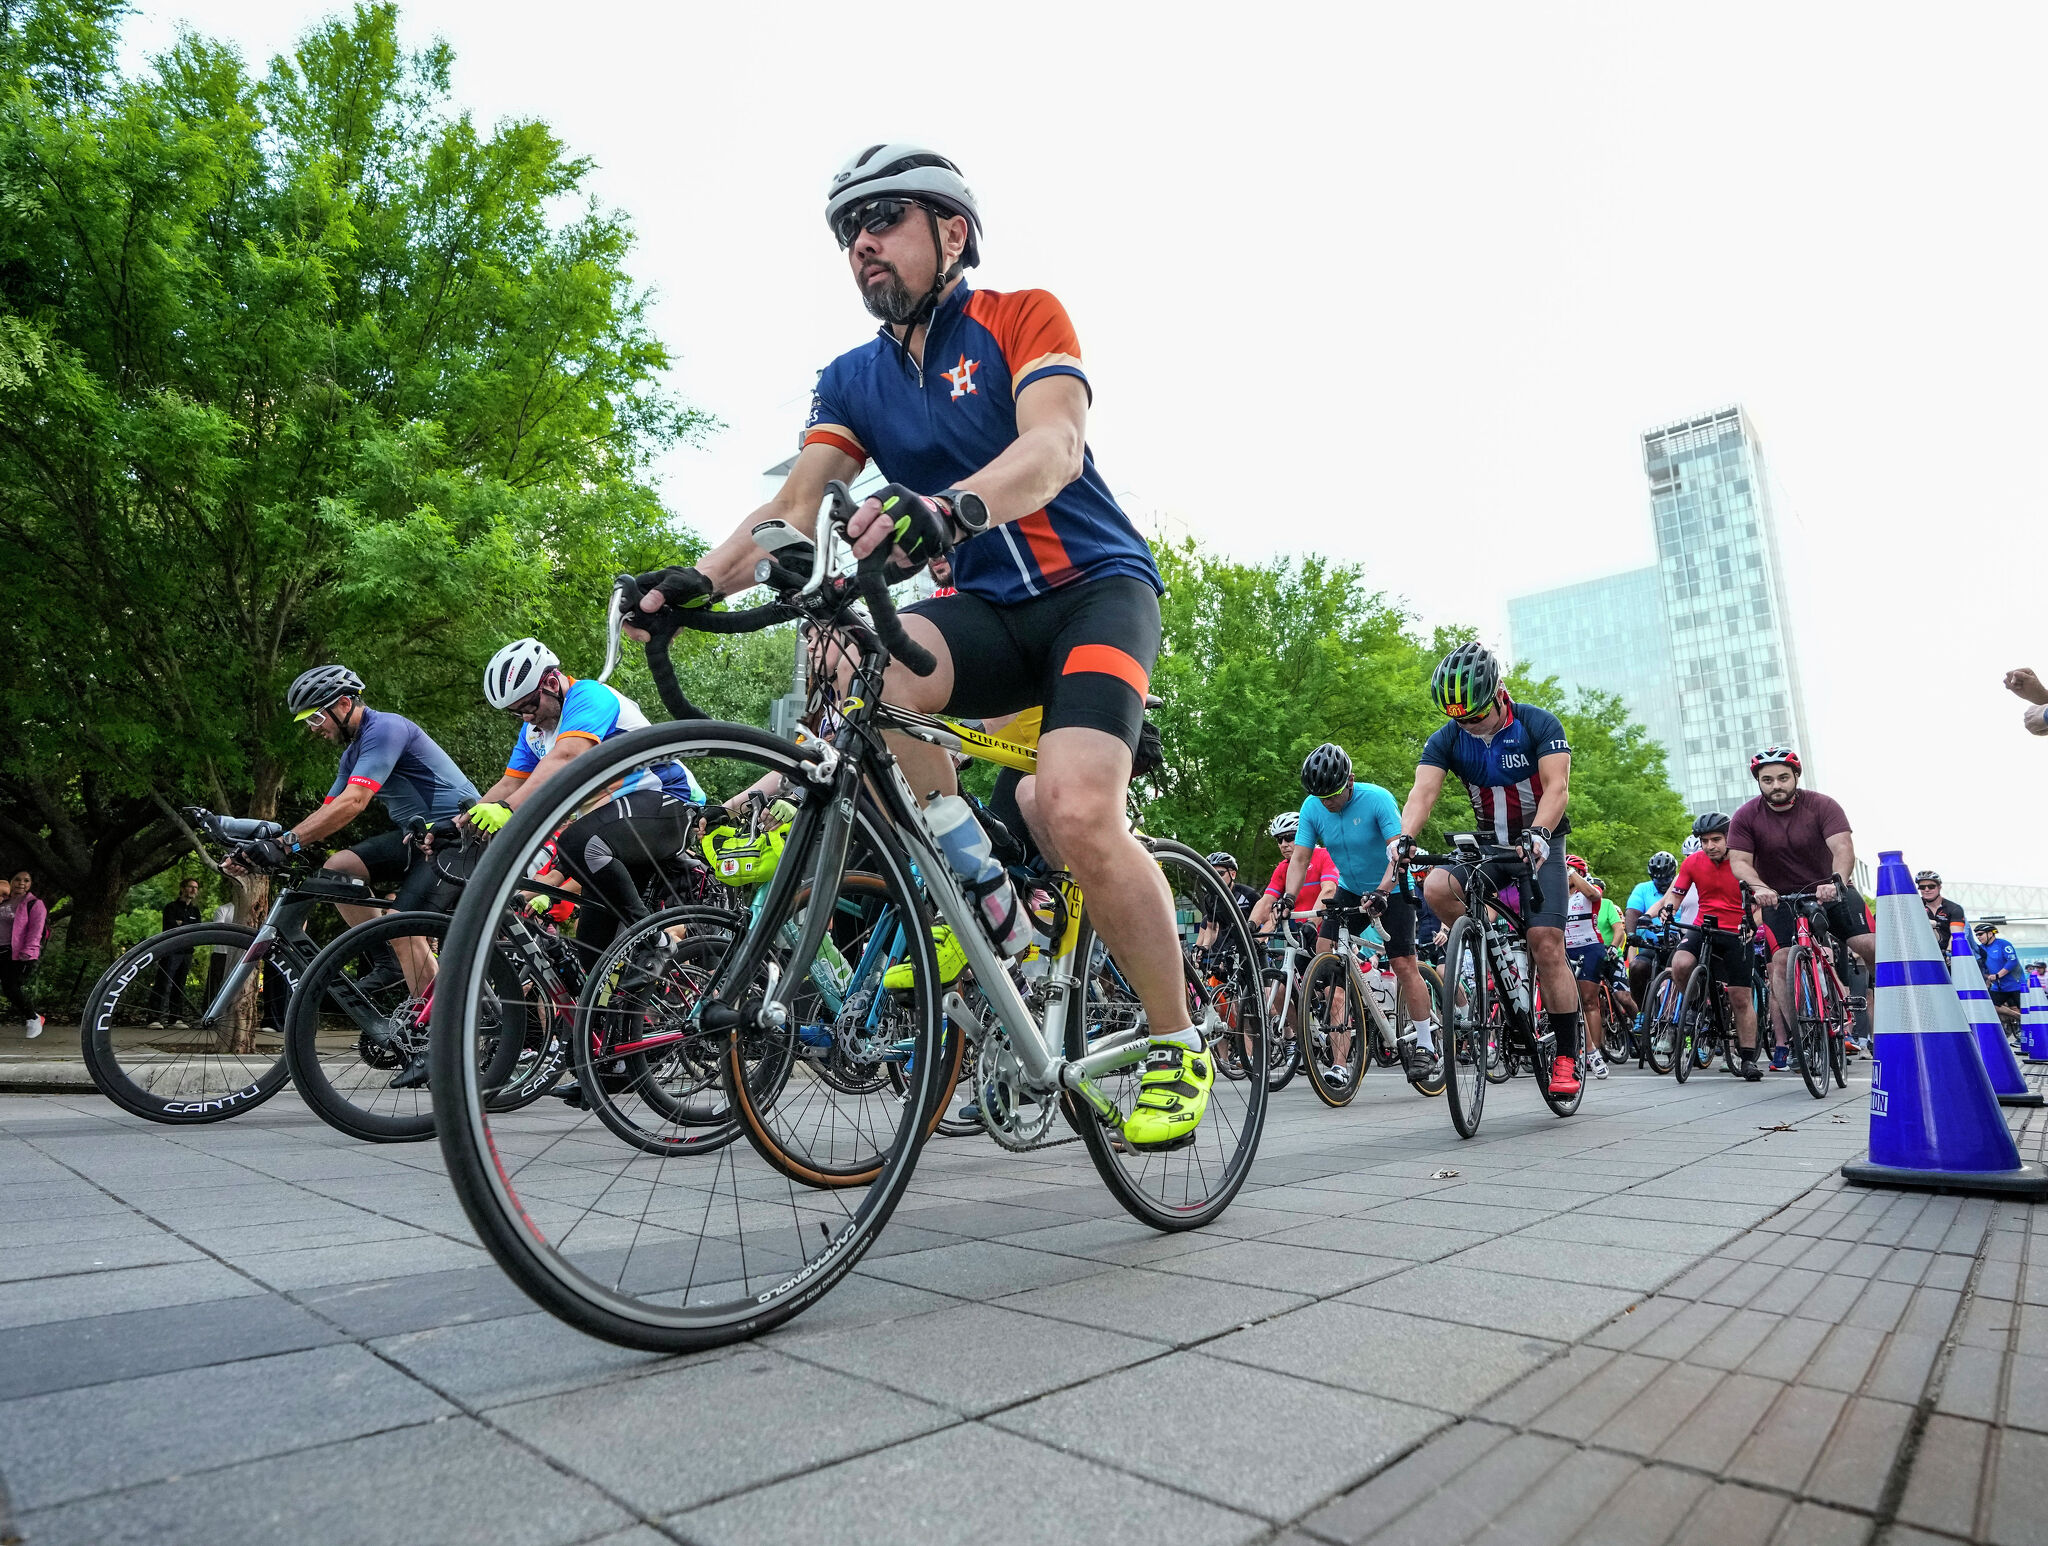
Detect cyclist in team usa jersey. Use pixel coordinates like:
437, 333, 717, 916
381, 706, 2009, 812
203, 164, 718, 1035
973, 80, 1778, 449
1390, 642, 1587, 1096
622, 146, 1211, 1150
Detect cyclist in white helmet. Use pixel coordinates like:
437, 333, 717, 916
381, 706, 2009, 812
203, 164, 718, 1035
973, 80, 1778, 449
464, 638, 704, 963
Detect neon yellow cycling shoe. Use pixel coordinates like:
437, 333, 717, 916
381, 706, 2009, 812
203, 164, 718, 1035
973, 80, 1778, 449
1120, 1037, 1213, 1149
883, 926, 967, 990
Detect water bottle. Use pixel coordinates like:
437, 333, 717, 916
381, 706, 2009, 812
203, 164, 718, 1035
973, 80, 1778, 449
926, 795, 1032, 957
1366, 966, 1397, 1025
1497, 944, 1532, 1015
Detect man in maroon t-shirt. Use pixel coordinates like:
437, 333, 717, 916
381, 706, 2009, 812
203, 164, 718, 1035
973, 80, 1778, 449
1727, 744, 1875, 1051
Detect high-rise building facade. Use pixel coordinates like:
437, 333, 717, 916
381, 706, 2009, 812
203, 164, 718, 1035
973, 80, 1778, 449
1506, 405, 1813, 817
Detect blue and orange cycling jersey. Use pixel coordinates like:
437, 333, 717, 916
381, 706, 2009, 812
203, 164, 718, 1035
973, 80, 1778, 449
506, 678, 702, 803
802, 283, 1162, 606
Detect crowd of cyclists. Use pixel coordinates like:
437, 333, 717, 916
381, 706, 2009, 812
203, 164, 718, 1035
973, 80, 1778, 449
131, 142, 1898, 1151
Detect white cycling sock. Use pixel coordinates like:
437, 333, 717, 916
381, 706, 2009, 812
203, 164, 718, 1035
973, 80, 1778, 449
1155, 1028, 1204, 1053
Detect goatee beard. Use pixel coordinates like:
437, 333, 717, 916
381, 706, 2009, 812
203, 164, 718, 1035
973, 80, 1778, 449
1766, 790, 1795, 807
860, 265, 922, 326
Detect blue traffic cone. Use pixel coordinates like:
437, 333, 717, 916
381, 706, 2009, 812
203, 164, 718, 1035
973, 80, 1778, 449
2024, 983, 2048, 1066
1840, 851, 2048, 1196
1948, 923, 2042, 1107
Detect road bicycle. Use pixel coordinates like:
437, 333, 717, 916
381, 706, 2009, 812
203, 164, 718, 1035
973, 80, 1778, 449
1412, 835, 1585, 1139
428, 485, 1269, 1350
1776, 890, 1857, 1098
1627, 921, 1681, 1074
1219, 920, 1312, 1091
1296, 888, 1447, 1107
1672, 918, 1754, 1085
79, 811, 397, 1123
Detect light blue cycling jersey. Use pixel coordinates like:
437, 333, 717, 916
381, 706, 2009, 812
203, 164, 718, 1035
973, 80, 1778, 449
1296, 781, 1403, 893
1626, 880, 1665, 915
506, 677, 704, 803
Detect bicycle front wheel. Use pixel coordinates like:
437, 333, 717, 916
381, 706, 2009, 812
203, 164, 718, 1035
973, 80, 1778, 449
1441, 918, 1489, 1138
80, 924, 291, 1123
430, 719, 944, 1351
1298, 953, 1366, 1107
1643, 968, 1679, 1075
1789, 947, 1831, 1099
1071, 840, 1268, 1231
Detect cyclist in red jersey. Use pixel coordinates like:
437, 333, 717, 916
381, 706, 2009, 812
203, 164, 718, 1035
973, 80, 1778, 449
1649, 812, 1763, 1081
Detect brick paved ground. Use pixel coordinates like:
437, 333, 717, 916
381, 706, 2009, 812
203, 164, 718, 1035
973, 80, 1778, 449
0, 1056, 2040, 1545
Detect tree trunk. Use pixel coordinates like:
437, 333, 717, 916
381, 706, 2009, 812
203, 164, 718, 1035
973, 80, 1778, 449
221, 759, 285, 1056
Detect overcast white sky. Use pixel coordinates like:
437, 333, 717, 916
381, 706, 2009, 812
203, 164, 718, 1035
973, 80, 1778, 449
123, 1, 2048, 887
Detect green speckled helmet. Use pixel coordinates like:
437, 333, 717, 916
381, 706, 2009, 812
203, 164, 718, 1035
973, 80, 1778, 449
1430, 642, 1500, 721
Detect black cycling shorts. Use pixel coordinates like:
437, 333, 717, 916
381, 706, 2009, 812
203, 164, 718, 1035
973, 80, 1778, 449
1761, 894, 1871, 958
907, 576, 1160, 753
1675, 923, 1752, 987
1321, 888, 1417, 957
343, 828, 438, 912
1441, 840, 1569, 933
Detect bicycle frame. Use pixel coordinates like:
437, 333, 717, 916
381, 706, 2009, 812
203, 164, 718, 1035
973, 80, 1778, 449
203, 879, 391, 1030
1320, 917, 1404, 1054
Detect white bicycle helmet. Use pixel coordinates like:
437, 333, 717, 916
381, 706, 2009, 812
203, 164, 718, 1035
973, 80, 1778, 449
484, 638, 560, 709
825, 144, 982, 266
1268, 812, 1300, 843
1682, 835, 1702, 856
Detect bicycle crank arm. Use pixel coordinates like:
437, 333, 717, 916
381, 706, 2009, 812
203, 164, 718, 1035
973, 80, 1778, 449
1062, 1034, 1153, 1090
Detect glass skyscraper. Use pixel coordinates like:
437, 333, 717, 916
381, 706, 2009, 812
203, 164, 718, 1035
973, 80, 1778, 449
1506, 405, 1813, 818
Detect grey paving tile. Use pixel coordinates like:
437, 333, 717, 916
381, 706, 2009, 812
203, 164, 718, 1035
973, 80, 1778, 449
785, 1301, 1161, 1415
1465, 1443, 1638, 1546
1475, 1343, 1617, 1426
1803, 1395, 1913, 1511
292, 1263, 536, 1338
1585, 1293, 1688, 1352
1897, 1412, 1989, 1538
0, 1292, 340, 1400
994, 1264, 1308, 1344
1260, 1216, 1495, 1262
1354, 1196, 1558, 1233
372, 1311, 711, 1406
1801, 1323, 1887, 1393
233, 1234, 489, 1290
1306, 1426, 1567, 1545
1576, 1193, 1780, 1229
0, 1344, 452, 1509
491, 1347, 953, 1515
992, 1350, 1444, 1518
1206, 1302, 1558, 1414
1525, 1350, 1671, 1441
674, 1419, 1262, 1546
1629, 1297, 1736, 1362
2002, 1351, 2048, 1433
855, 1238, 1109, 1299
1769, 1499, 1876, 1546
1521, 1212, 1745, 1257
0, 1258, 264, 1330
994, 1214, 1226, 1264
1864, 1331, 1942, 1404
0, 1229, 204, 1283
1341, 1263, 1641, 1344
1666, 1477, 1790, 1545
1735, 1312, 1833, 1383
1441, 1235, 1695, 1291
14, 1417, 630, 1546
1149, 1239, 1410, 1296
1587, 1358, 1726, 1457
1989, 1426, 2048, 1546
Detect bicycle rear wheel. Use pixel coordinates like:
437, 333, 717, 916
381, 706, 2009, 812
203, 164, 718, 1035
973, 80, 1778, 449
1599, 992, 1631, 1063
80, 924, 291, 1123
1673, 971, 1706, 1085
1298, 952, 1366, 1107
1789, 947, 1831, 1099
1442, 918, 1489, 1138
1071, 840, 1268, 1230
1643, 968, 1679, 1075
1404, 964, 1448, 1097
285, 912, 524, 1143
430, 720, 944, 1351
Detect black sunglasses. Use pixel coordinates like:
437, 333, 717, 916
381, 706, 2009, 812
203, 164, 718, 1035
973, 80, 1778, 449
835, 198, 918, 250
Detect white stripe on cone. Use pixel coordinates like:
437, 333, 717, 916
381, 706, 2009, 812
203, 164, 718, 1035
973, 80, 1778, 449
1874, 880, 1973, 1036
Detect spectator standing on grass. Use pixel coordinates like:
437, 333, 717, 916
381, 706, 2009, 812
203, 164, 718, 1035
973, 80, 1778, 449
148, 877, 204, 1028
1, 868, 48, 1039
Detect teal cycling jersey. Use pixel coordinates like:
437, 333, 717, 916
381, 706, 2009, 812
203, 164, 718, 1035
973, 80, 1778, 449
1295, 781, 1403, 893
1627, 880, 1666, 915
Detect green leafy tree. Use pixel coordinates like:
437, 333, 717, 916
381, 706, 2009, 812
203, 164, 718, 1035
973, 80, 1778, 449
0, 2, 714, 965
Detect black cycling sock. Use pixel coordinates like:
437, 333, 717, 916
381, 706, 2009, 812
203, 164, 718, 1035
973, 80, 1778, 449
1549, 1010, 1581, 1057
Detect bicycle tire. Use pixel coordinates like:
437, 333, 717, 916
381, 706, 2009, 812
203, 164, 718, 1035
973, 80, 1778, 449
1643, 968, 1679, 1075
1261, 963, 1300, 1091
431, 718, 945, 1352
284, 912, 525, 1143
80, 924, 292, 1123
1298, 952, 1366, 1108
1069, 840, 1268, 1231
1673, 969, 1705, 1086
1406, 963, 1448, 1097
1789, 946, 1831, 1099
1599, 990, 1631, 1063
1442, 917, 1488, 1138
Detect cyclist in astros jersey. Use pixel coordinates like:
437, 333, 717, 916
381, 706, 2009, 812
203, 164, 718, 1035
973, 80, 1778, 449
623, 146, 1209, 1149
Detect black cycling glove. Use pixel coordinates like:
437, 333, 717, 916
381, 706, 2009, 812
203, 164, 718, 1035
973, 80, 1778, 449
244, 838, 294, 872
870, 484, 958, 569
619, 565, 719, 641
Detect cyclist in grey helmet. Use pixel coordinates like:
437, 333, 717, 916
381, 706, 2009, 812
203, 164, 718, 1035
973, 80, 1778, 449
623, 145, 1210, 1149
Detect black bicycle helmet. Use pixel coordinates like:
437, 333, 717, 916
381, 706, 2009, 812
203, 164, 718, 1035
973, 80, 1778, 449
287, 664, 364, 721
1647, 850, 1677, 888
1300, 743, 1352, 797
1431, 642, 1501, 720
1692, 811, 1731, 838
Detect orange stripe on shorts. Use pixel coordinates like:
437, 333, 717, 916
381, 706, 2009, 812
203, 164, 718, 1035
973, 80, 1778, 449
1061, 643, 1150, 697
